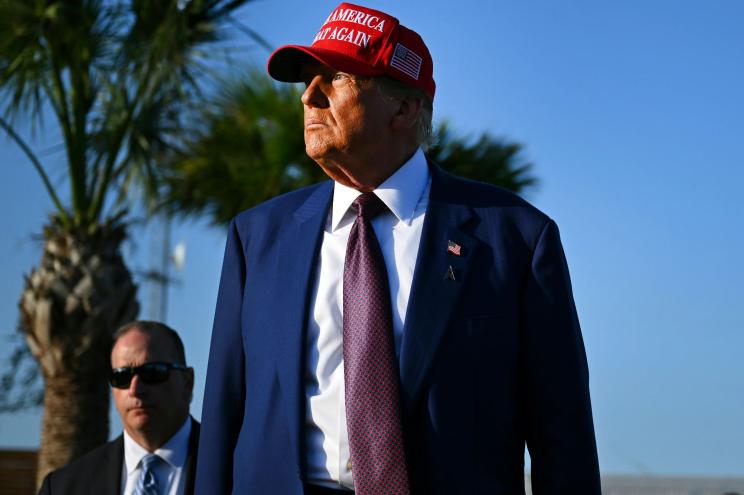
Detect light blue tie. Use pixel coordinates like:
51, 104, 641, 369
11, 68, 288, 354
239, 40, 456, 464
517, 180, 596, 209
135, 453, 161, 495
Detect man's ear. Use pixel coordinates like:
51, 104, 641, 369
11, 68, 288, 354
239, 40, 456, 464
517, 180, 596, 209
390, 96, 423, 131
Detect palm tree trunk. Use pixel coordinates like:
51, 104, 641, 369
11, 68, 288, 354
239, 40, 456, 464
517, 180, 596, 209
18, 219, 138, 488
37, 373, 110, 483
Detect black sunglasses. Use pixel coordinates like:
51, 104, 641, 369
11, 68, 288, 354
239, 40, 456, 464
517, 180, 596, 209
110, 362, 190, 389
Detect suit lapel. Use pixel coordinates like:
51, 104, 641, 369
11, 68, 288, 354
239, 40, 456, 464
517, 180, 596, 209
97, 421, 200, 495
399, 164, 478, 414
273, 181, 333, 473
89, 436, 124, 494
270, 169, 477, 459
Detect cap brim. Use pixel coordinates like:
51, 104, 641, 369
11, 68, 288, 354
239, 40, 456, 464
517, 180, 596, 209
267, 45, 384, 82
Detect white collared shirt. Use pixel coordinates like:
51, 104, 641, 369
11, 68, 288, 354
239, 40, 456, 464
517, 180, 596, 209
121, 417, 192, 495
305, 148, 431, 490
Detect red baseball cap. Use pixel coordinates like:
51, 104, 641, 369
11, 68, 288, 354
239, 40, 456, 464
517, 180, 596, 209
267, 3, 435, 98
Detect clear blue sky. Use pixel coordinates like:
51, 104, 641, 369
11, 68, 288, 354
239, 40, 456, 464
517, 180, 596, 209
1, 0, 743, 476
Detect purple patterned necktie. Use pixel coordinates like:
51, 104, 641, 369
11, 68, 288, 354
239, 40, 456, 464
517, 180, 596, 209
343, 192, 411, 495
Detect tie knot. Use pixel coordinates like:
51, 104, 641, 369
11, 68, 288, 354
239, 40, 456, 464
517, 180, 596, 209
352, 193, 387, 220
141, 453, 161, 470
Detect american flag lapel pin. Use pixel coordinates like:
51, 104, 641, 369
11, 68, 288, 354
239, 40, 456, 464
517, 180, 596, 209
447, 240, 462, 256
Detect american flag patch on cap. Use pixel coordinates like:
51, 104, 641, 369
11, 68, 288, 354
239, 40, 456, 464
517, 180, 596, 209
390, 43, 422, 80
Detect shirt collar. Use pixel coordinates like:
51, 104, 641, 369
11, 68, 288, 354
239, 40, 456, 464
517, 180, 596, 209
330, 148, 429, 232
123, 417, 192, 473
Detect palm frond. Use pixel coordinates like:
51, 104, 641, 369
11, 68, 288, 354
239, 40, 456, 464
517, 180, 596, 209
162, 69, 316, 225
1, 0, 253, 230
162, 71, 539, 227
429, 121, 538, 194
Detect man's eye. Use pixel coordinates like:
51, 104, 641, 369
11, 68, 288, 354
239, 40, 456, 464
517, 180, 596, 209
333, 72, 349, 82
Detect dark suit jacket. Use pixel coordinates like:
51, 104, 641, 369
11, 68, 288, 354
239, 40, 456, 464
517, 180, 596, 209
196, 163, 601, 494
38, 418, 200, 495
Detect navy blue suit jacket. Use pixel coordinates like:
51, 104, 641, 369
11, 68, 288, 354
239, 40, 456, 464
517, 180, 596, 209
196, 163, 600, 494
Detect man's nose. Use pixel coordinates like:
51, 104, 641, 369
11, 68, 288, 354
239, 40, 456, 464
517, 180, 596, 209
301, 75, 328, 108
128, 374, 145, 396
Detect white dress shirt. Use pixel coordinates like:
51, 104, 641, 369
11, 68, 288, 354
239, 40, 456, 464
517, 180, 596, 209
304, 148, 430, 490
121, 417, 192, 495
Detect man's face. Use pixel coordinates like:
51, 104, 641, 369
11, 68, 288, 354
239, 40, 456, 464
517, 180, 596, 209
111, 329, 192, 443
300, 62, 396, 188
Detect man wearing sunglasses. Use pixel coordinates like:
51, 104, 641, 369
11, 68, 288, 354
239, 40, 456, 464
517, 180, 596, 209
39, 321, 200, 495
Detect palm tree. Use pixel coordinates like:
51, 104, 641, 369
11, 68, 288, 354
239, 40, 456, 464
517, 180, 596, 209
428, 122, 537, 193
164, 69, 321, 225
0, 0, 251, 485
164, 69, 538, 225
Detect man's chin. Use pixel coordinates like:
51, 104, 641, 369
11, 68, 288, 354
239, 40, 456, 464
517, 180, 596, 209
127, 408, 155, 428
304, 143, 327, 163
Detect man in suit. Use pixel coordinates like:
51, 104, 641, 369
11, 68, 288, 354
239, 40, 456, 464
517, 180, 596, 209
197, 3, 601, 494
39, 321, 200, 494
